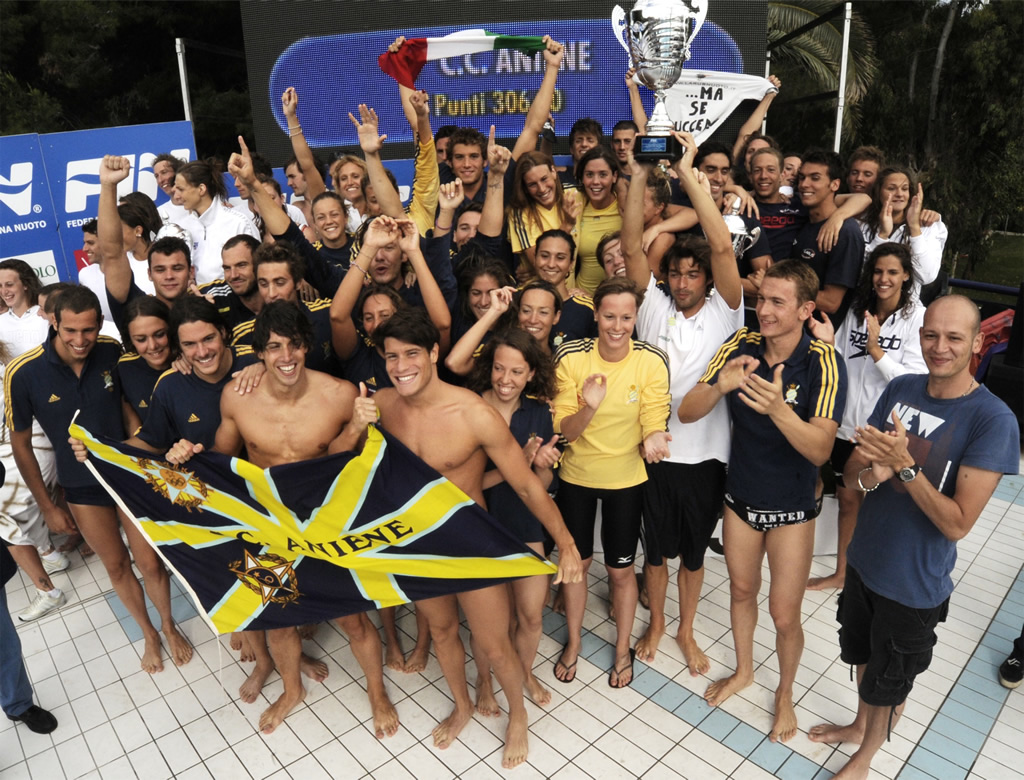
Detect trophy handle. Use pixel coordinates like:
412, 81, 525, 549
611, 6, 631, 56
690, 1, 708, 40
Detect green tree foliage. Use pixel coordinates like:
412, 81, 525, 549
768, 1, 1023, 279
767, 0, 879, 141
855, 0, 1023, 278
0, 0, 250, 158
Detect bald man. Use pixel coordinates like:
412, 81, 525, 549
809, 294, 1019, 779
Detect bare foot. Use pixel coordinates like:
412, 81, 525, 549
230, 633, 243, 652
475, 674, 502, 716
807, 573, 844, 591
524, 672, 551, 706
385, 637, 406, 672
770, 692, 799, 742
164, 625, 193, 666
635, 624, 664, 662
258, 684, 306, 734
432, 704, 473, 749
141, 634, 164, 674
296, 623, 318, 640
704, 671, 752, 706
550, 586, 565, 615
808, 720, 864, 745
403, 642, 429, 674
239, 633, 256, 663
677, 633, 711, 676
370, 687, 400, 738
239, 660, 273, 703
502, 710, 529, 769
300, 653, 328, 683
79, 541, 95, 557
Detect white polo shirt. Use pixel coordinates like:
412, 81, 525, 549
635, 275, 743, 465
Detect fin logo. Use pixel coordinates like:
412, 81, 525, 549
64, 149, 191, 214
0, 162, 35, 217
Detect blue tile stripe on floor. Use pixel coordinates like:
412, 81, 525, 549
898, 557, 1024, 779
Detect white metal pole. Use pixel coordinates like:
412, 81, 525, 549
833, 2, 852, 152
763, 49, 772, 135
176, 38, 193, 123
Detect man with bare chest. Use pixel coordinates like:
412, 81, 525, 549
355, 306, 583, 769
169, 301, 400, 738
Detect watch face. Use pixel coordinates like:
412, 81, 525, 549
899, 466, 918, 482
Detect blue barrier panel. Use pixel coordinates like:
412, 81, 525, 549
39, 121, 196, 280
0, 133, 67, 283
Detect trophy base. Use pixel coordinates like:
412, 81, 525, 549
633, 133, 684, 163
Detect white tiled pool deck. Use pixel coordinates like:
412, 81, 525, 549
3, 470, 1023, 780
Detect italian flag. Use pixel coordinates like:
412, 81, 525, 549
378, 29, 548, 88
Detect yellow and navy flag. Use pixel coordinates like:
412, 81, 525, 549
69, 421, 556, 635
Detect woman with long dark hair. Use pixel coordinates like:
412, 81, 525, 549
860, 166, 946, 297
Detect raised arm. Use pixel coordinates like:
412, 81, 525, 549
626, 68, 648, 134
434, 180, 464, 239
403, 89, 440, 235
673, 130, 742, 309
281, 87, 326, 201
97, 155, 133, 302
731, 75, 780, 161
330, 224, 387, 360
480, 126, 510, 238
350, 104, 405, 219
397, 218, 452, 354
444, 286, 514, 375
621, 154, 653, 288
229, 136, 294, 239
511, 36, 565, 161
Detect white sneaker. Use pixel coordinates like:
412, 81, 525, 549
41, 553, 70, 575
18, 591, 67, 622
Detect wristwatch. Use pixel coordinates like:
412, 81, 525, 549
897, 463, 921, 483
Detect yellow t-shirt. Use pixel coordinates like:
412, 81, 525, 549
552, 338, 670, 489
574, 197, 622, 296
405, 134, 439, 237
509, 203, 561, 255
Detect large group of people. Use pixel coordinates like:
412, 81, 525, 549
1, 34, 1019, 778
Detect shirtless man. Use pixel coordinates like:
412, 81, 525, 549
354, 306, 583, 769
164, 301, 399, 737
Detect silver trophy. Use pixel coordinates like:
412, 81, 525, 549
723, 200, 761, 258
613, 0, 707, 159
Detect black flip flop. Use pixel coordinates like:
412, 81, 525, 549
553, 642, 578, 684
609, 648, 636, 689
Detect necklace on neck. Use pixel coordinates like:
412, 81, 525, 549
961, 380, 977, 398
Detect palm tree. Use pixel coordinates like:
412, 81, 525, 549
767, 1, 879, 140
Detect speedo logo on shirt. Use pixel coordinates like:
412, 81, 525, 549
187, 413, 200, 423
848, 329, 903, 359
